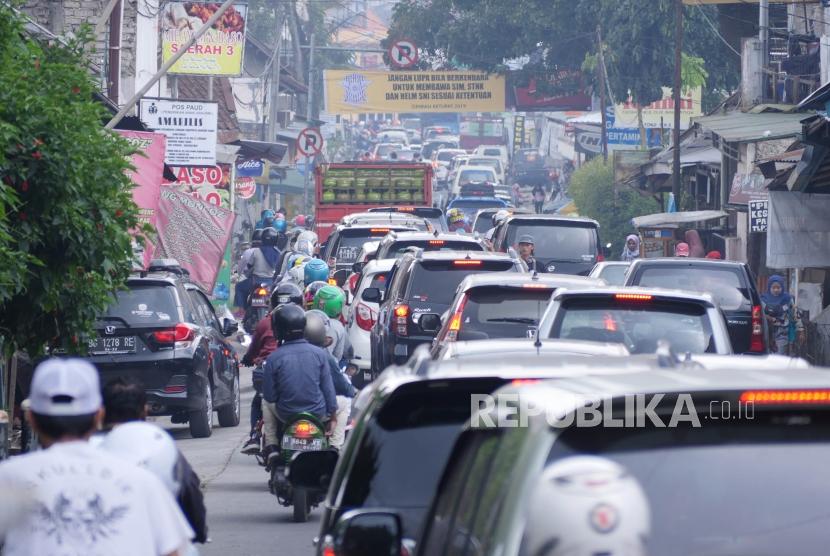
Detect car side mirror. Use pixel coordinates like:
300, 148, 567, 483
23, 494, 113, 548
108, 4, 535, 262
334, 510, 402, 556
287, 450, 339, 490
332, 269, 350, 288
362, 287, 381, 303
419, 313, 442, 334
222, 318, 238, 337
352, 261, 365, 274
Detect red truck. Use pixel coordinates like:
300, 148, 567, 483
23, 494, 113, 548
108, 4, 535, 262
459, 116, 506, 151
314, 162, 434, 243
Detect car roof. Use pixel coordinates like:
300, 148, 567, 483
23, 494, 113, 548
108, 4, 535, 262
438, 338, 631, 360
382, 231, 484, 243
457, 272, 605, 291
629, 257, 747, 269
505, 213, 600, 226
402, 250, 518, 263
460, 165, 497, 173
552, 286, 717, 306
335, 223, 420, 233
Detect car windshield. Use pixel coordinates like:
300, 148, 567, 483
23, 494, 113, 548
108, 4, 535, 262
383, 240, 484, 259
451, 200, 505, 221
101, 284, 178, 326
551, 297, 715, 354
458, 287, 553, 340
506, 223, 597, 261
460, 169, 496, 184
409, 261, 516, 306
482, 148, 502, 157
542, 413, 830, 556
437, 151, 461, 162
473, 212, 496, 234
597, 264, 629, 285
469, 159, 501, 173
633, 265, 750, 311
377, 144, 403, 156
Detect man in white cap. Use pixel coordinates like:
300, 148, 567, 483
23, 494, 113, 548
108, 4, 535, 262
0, 358, 194, 555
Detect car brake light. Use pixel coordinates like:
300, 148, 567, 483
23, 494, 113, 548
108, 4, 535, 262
522, 284, 550, 289
428, 240, 445, 246
394, 304, 409, 336
399, 207, 415, 212
453, 260, 482, 266
163, 385, 187, 394
739, 390, 830, 404
750, 305, 764, 352
371, 228, 390, 234
446, 295, 468, 342
597, 253, 605, 262
355, 302, 376, 331
292, 420, 319, 439
512, 379, 540, 386
153, 323, 197, 345
615, 293, 653, 301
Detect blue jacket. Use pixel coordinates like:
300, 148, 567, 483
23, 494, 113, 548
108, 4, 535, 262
263, 339, 337, 421
327, 354, 355, 398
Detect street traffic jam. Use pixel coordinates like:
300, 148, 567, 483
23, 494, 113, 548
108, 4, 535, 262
5, 0, 830, 554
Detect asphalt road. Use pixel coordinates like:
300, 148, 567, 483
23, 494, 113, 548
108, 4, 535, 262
156, 364, 321, 556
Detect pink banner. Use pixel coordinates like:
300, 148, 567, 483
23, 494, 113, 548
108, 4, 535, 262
117, 130, 167, 266
156, 187, 235, 292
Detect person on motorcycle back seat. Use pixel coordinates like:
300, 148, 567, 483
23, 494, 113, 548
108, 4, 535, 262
262, 304, 337, 458
256, 209, 275, 230
247, 227, 281, 286
235, 229, 264, 309
240, 282, 303, 455
273, 216, 288, 251
303, 258, 330, 291
304, 281, 329, 310
312, 285, 349, 364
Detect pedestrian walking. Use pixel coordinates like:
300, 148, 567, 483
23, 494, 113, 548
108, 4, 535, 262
532, 184, 546, 214
762, 275, 804, 355
0, 359, 193, 555
621, 234, 641, 262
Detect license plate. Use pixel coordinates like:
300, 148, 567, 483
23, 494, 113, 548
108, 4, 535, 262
251, 297, 268, 307
337, 246, 359, 263
281, 436, 324, 451
88, 336, 136, 354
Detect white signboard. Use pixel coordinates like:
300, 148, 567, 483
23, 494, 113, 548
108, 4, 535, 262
139, 98, 218, 166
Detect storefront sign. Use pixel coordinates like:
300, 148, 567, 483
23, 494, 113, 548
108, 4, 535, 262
729, 173, 768, 205
234, 177, 257, 199
155, 188, 235, 292
160, 2, 247, 76
164, 164, 231, 208
323, 70, 506, 114
139, 98, 218, 166
512, 115, 525, 154
614, 87, 702, 130
235, 158, 264, 177
749, 199, 769, 233
510, 73, 592, 112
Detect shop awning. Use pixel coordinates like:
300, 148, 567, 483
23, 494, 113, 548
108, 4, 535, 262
631, 210, 728, 228
230, 139, 288, 165
692, 112, 806, 143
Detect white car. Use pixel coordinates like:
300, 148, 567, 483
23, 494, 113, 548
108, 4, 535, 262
451, 165, 499, 197
372, 142, 405, 160
347, 259, 396, 377
376, 129, 409, 146
467, 155, 506, 183
473, 144, 509, 168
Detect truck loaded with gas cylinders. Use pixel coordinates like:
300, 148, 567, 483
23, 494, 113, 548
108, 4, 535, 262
314, 161, 434, 243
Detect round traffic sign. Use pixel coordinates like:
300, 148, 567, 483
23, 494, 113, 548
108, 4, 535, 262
235, 177, 257, 200
389, 39, 418, 68
297, 127, 324, 156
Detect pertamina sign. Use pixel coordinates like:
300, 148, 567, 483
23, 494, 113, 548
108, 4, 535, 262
139, 98, 218, 166
323, 70, 506, 114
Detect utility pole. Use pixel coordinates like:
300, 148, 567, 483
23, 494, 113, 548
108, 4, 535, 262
303, 32, 315, 214
672, 0, 683, 198
597, 25, 608, 162
267, 5, 286, 144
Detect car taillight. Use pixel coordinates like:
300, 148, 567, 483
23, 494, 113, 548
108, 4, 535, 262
153, 323, 197, 345
446, 295, 468, 342
596, 253, 605, 262
615, 293, 652, 301
750, 305, 764, 352
428, 240, 445, 246
394, 304, 409, 336
453, 260, 482, 266
371, 228, 390, 234
355, 302, 376, 331
291, 420, 319, 439
740, 389, 830, 404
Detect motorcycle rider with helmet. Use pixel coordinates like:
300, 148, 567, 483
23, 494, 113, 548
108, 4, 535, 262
301, 258, 330, 289
304, 280, 329, 309
256, 209, 276, 230
240, 282, 304, 455
235, 229, 263, 308
247, 227, 282, 287
273, 216, 289, 251
312, 285, 350, 365
446, 208, 470, 233
262, 304, 337, 459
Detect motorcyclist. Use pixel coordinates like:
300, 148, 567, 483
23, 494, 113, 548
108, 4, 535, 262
235, 229, 262, 308
247, 227, 281, 287
521, 456, 650, 556
256, 209, 276, 230
304, 280, 329, 310
312, 285, 350, 365
262, 304, 337, 459
298, 258, 330, 291
273, 216, 289, 251
485, 209, 510, 245
240, 282, 304, 455
304, 310, 355, 451
447, 208, 470, 234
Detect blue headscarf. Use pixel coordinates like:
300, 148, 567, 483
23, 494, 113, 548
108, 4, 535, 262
762, 275, 791, 307
259, 245, 281, 268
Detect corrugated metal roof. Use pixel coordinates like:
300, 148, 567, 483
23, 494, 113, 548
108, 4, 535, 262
692, 111, 806, 143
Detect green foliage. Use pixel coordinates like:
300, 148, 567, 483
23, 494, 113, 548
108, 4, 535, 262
0, 6, 144, 357
681, 53, 708, 90
569, 159, 660, 258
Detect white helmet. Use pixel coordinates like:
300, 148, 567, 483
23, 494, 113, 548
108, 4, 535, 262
100, 422, 182, 496
492, 209, 511, 226
521, 456, 650, 556
295, 230, 318, 257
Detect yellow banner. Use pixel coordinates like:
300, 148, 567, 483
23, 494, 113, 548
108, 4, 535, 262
614, 87, 702, 130
323, 70, 506, 114
160, 2, 247, 76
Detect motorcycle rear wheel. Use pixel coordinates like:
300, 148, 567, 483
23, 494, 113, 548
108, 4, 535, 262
292, 488, 309, 522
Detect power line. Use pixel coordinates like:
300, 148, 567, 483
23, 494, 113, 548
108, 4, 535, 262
695, 4, 740, 56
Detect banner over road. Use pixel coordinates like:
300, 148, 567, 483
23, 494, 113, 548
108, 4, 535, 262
323, 70, 506, 114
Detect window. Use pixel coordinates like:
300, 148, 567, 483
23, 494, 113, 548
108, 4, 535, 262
189, 290, 220, 331
634, 266, 750, 311
505, 223, 597, 262
459, 169, 496, 184
384, 240, 484, 259
101, 284, 178, 326
458, 287, 552, 340
408, 261, 516, 306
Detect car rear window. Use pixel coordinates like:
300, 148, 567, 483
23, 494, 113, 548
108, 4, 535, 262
551, 297, 714, 354
451, 200, 505, 222
542, 412, 830, 556
469, 159, 501, 172
460, 169, 496, 183
101, 284, 178, 326
383, 240, 484, 259
482, 148, 501, 157
458, 287, 553, 340
597, 265, 629, 285
333, 228, 410, 263
632, 265, 751, 311
506, 222, 597, 262
408, 260, 517, 306
437, 151, 460, 162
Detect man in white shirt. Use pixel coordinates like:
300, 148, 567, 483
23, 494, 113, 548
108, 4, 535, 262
0, 358, 194, 556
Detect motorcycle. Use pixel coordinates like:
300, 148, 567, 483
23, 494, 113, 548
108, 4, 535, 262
269, 413, 331, 522
243, 282, 271, 333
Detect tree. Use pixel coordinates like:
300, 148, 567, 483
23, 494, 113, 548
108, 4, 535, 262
568, 159, 660, 258
0, 6, 143, 358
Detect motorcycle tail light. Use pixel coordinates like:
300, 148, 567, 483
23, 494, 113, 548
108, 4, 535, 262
255, 287, 268, 296
292, 420, 319, 439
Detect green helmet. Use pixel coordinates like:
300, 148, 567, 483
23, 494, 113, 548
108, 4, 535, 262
313, 285, 345, 319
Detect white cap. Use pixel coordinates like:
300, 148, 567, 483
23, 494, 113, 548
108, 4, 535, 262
29, 358, 102, 416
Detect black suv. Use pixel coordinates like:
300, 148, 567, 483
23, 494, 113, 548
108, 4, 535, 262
492, 214, 603, 275
624, 258, 769, 354
368, 251, 525, 375
86, 261, 241, 438
322, 224, 420, 273
373, 231, 487, 260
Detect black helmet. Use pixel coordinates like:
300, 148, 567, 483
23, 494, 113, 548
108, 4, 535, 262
261, 227, 279, 247
271, 304, 306, 343
251, 229, 263, 244
270, 281, 303, 309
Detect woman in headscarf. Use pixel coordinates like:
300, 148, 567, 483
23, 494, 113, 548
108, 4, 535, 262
762, 275, 804, 355
621, 234, 640, 262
